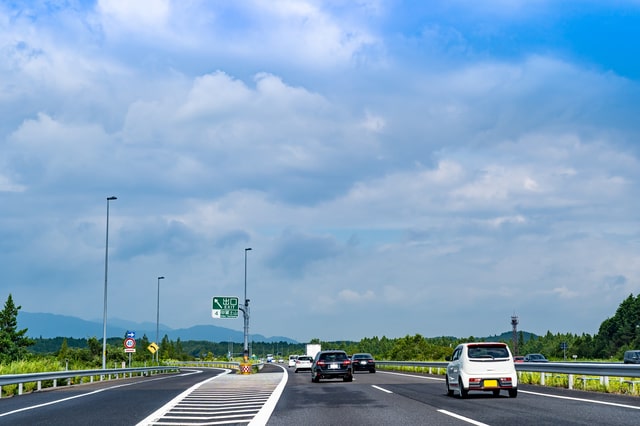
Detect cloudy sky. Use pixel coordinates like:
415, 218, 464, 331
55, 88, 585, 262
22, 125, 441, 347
2, 0, 640, 343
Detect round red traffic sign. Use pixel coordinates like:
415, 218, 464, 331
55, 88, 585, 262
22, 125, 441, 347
124, 337, 136, 349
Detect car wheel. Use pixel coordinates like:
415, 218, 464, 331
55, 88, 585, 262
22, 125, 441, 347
370, 369, 375, 373
344, 374, 353, 382
459, 378, 468, 399
294, 369, 298, 373
492, 389, 500, 397
446, 377, 454, 397
312, 374, 320, 383
508, 388, 518, 398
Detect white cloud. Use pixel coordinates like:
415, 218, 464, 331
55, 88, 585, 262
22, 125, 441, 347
338, 289, 375, 302
361, 111, 386, 133
97, 0, 172, 35
1, 1, 639, 342
487, 215, 527, 228
248, 0, 379, 67
0, 174, 26, 192
550, 286, 580, 299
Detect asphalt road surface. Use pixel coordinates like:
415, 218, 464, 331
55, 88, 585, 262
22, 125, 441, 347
0, 368, 223, 425
3, 364, 640, 425
267, 364, 640, 426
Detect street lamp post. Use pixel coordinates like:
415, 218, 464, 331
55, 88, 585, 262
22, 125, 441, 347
102, 196, 117, 370
243, 247, 252, 361
156, 276, 165, 364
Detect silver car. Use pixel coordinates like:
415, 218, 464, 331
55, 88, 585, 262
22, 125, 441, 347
446, 342, 518, 398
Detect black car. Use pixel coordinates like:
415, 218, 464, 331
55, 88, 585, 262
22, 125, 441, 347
311, 350, 353, 382
351, 353, 376, 373
524, 353, 548, 362
623, 350, 640, 364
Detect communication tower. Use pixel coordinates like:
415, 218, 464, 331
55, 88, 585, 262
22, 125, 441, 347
511, 314, 519, 355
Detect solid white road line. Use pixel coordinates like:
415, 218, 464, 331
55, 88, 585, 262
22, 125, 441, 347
0, 369, 203, 419
521, 389, 640, 410
249, 364, 288, 426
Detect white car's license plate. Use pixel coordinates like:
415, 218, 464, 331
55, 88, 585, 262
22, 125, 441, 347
329, 363, 339, 369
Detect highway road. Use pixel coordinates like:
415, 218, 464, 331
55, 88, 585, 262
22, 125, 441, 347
0, 368, 227, 425
2, 363, 640, 425
268, 363, 640, 426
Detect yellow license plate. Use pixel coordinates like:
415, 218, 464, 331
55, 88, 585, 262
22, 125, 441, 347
484, 380, 498, 387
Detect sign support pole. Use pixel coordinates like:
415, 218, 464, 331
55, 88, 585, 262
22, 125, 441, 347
243, 248, 252, 361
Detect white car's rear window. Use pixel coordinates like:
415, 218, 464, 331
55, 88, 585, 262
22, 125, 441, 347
467, 345, 509, 359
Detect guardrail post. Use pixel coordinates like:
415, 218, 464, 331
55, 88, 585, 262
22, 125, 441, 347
541, 373, 545, 386
18, 383, 23, 395
568, 374, 574, 390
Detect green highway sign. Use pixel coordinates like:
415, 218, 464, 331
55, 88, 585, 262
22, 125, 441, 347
212, 296, 239, 319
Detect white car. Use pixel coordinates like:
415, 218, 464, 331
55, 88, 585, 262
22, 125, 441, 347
288, 355, 299, 367
446, 342, 518, 398
294, 355, 313, 373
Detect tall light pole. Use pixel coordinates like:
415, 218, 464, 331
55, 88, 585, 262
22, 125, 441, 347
156, 276, 165, 364
243, 247, 252, 361
102, 196, 117, 370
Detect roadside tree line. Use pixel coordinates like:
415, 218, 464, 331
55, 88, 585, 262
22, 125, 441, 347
3, 293, 640, 369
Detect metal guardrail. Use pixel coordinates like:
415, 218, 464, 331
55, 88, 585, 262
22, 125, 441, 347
376, 360, 640, 378
3, 359, 639, 398
377, 360, 448, 370
376, 360, 640, 391
0, 360, 267, 398
168, 360, 240, 368
513, 361, 640, 377
0, 366, 179, 397
169, 360, 266, 371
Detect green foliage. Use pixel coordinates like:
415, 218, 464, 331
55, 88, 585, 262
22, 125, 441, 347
0, 294, 35, 364
11, 293, 640, 371
593, 294, 640, 358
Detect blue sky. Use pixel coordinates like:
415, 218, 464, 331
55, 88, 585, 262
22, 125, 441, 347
1, 0, 640, 343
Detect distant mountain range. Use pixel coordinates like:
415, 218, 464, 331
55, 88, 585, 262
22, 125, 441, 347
18, 312, 298, 343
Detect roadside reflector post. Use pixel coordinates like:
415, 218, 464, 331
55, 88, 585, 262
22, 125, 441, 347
240, 363, 251, 375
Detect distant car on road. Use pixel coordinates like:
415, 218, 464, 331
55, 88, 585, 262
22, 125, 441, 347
524, 353, 548, 362
446, 342, 518, 398
624, 350, 640, 364
513, 356, 525, 363
288, 355, 299, 367
311, 350, 353, 383
351, 353, 376, 373
294, 355, 313, 373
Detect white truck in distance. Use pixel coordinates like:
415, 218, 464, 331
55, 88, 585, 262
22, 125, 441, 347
306, 343, 321, 359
